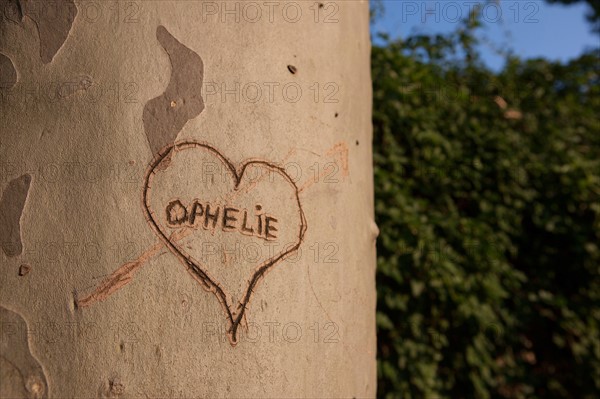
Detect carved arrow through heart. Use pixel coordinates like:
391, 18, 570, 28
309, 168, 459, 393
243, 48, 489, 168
142, 141, 307, 345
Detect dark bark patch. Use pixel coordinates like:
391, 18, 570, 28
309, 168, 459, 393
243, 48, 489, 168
1, 0, 78, 63
0, 306, 48, 398
0, 53, 17, 89
0, 174, 31, 257
143, 25, 205, 157
1, 0, 23, 24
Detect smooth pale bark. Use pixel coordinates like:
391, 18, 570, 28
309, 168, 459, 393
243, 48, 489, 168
0, 1, 376, 397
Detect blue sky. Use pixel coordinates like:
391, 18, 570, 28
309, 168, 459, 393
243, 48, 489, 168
371, 0, 600, 70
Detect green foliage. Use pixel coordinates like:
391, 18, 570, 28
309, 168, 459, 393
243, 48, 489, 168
373, 14, 600, 399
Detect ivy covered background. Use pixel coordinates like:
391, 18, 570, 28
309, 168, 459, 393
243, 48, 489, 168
372, 1, 599, 397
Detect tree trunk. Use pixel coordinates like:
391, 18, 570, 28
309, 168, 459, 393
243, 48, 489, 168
0, 1, 376, 397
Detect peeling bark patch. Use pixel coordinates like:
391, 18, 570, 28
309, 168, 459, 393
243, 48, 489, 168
57, 75, 92, 98
0, 174, 31, 257
107, 377, 125, 397
18, 264, 30, 276
0, 306, 48, 399
143, 25, 204, 157
0, 0, 77, 63
0, 53, 16, 89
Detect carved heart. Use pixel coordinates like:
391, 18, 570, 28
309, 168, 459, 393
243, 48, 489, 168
143, 142, 306, 344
